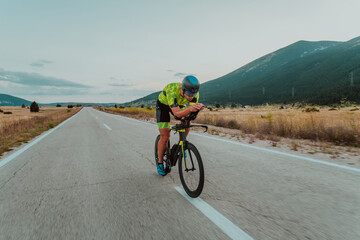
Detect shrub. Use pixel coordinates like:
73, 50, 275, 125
215, 117, 227, 127
114, 104, 118, 108
227, 120, 239, 129
22, 104, 25, 108
76, 104, 82, 107
30, 101, 39, 112
67, 105, 74, 108
0, 108, 3, 113
3, 111, 12, 114
303, 107, 319, 112
67, 109, 71, 113
47, 122, 54, 128
56, 104, 62, 107
350, 108, 359, 111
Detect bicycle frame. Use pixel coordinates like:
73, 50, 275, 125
169, 121, 207, 168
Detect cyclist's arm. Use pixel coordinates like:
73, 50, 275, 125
171, 106, 191, 118
171, 104, 202, 118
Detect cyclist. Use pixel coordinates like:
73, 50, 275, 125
156, 75, 205, 176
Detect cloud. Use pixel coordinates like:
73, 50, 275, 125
26, 88, 88, 96
0, 68, 91, 88
109, 83, 134, 87
0, 67, 92, 96
30, 60, 53, 68
96, 87, 154, 98
0, 81, 89, 96
174, 72, 187, 78
99, 91, 115, 95
167, 69, 174, 72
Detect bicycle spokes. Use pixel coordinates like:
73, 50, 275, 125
179, 143, 204, 198
184, 149, 196, 172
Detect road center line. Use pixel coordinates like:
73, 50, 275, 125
0, 109, 81, 168
175, 186, 254, 240
103, 123, 112, 131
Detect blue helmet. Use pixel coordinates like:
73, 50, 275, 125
182, 75, 200, 95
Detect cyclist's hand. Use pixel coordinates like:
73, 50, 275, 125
194, 103, 205, 111
189, 104, 198, 112
189, 103, 202, 112
199, 104, 205, 111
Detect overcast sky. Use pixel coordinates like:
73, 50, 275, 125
0, 0, 359, 103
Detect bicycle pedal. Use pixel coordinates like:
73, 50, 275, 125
165, 159, 172, 173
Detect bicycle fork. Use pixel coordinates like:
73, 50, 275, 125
178, 130, 196, 172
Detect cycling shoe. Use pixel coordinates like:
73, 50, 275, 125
157, 162, 167, 176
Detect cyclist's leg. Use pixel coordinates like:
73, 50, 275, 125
156, 100, 171, 163
157, 127, 170, 163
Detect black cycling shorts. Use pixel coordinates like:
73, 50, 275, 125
156, 100, 173, 129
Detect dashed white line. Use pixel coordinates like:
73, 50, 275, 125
103, 123, 112, 131
175, 186, 254, 240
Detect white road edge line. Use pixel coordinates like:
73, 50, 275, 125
191, 133, 360, 173
103, 123, 112, 131
174, 186, 254, 240
0, 109, 82, 168
94, 109, 360, 173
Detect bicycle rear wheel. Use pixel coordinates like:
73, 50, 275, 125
178, 142, 204, 198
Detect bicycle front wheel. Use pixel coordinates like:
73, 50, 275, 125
178, 142, 204, 198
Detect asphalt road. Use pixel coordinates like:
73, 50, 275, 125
0, 107, 359, 239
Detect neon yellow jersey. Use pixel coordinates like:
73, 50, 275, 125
158, 83, 199, 108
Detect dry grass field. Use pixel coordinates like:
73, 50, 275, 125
0, 106, 82, 156
196, 105, 360, 147
98, 105, 360, 148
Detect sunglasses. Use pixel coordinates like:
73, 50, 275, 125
184, 90, 195, 97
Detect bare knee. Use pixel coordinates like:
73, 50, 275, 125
159, 129, 170, 142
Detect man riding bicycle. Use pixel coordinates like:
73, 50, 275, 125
156, 75, 205, 176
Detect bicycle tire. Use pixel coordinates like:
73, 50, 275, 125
178, 142, 204, 198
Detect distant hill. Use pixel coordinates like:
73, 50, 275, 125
0, 94, 32, 106
125, 36, 360, 106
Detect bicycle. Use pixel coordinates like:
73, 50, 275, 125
154, 111, 208, 198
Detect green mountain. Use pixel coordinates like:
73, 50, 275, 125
125, 36, 360, 106
0, 94, 32, 106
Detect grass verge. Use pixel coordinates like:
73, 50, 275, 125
0, 107, 82, 157
95, 106, 360, 148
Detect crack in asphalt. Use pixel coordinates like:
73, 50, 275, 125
33, 193, 45, 214
0, 160, 30, 191
2, 177, 133, 199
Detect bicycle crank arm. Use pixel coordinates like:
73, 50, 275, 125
185, 167, 196, 172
